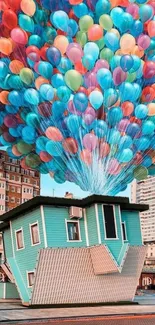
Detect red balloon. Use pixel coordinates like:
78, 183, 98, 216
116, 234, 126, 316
63, 137, 78, 154
40, 151, 52, 162
2, 10, 18, 30
143, 61, 155, 79
141, 86, 155, 102
40, 45, 49, 60
5, 0, 21, 11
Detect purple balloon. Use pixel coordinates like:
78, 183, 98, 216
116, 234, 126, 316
83, 106, 96, 125
113, 67, 127, 86
4, 115, 18, 128
83, 133, 98, 151
137, 34, 151, 50
94, 59, 109, 72
117, 119, 130, 132
68, 100, 82, 116
84, 72, 98, 88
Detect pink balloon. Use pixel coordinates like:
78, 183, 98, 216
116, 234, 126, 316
108, 158, 121, 175
68, 100, 82, 116
83, 106, 96, 125
117, 119, 130, 132
84, 72, 98, 88
126, 3, 139, 18
113, 67, 127, 86
94, 59, 109, 72
66, 43, 83, 64
11, 27, 28, 45
83, 133, 98, 151
137, 34, 151, 50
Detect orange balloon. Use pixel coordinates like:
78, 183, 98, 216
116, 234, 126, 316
120, 34, 135, 54
0, 91, 10, 105
99, 142, 110, 158
9, 60, 24, 74
148, 21, 155, 37
148, 103, 155, 116
74, 61, 87, 74
121, 101, 134, 116
39, 151, 52, 162
0, 38, 13, 55
45, 127, 63, 141
88, 24, 103, 41
69, 0, 83, 3
20, 0, 36, 16
12, 145, 22, 157
131, 45, 144, 58
54, 36, 69, 55
80, 149, 92, 165
35, 76, 50, 90
63, 137, 78, 154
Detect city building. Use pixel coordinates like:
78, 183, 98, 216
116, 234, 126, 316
131, 177, 155, 243
0, 149, 40, 267
0, 195, 148, 305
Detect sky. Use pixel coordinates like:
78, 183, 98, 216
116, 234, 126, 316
41, 174, 131, 200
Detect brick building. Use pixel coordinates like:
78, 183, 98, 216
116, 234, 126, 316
0, 149, 40, 263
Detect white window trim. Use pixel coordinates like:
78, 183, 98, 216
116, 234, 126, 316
65, 219, 82, 242
29, 221, 41, 246
122, 221, 128, 241
102, 204, 119, 240
15, 227, 25, 251
27, 270, 35, 288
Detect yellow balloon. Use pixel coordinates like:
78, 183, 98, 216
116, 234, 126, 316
54, 36, 69, 55
120, 34, 136, 54
21, 0, 36, 16
148, 103, 155, 116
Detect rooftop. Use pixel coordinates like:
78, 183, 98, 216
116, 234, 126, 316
0, 195, 149, 231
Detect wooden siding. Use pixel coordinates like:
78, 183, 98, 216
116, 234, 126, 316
44, 206, 86, 247
121, 210, 143, 245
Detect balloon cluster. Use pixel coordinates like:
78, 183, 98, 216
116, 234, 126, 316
1, 0, 155, 194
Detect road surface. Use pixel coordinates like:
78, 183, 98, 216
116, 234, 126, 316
2, 315, 155, 324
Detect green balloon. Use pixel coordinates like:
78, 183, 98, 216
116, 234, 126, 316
26, 153, 41, 168
17, 141, 33, 155
20, 68, 34, 85
100, 48, 114, 63
65, 70, 83, 91
99, 14, 113, 31
79, 15, 94, 32
126, 72, 136, 82
134, 166, 148, 181
76, 31, 87, 47
95, 37, 105, 50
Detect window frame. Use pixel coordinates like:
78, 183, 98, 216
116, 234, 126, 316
102, 204, 119, 240
27, 271, 35, 288
65, 219, 82, 242
15, 228, 25, 251
122, 221, 128, 241
29, 221, 41, 246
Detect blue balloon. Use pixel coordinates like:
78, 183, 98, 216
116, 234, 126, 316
52, 101, 66, 120
82, 55, 95, 70
118, 148, 133, 163
89, 91, 103, 110
8, 91, 23, 107
67, 19, 78, 37
119, 135, 133, 150
51, 10, 69, 32
66, 115, 82, 135
73, 3, 88, 18
96, 0, 111, 15
120, 55, 134, 72
104, 32, 119, 52
22, 126, 37, 143
126, 123, 141, 138
108, 129, 121, 145
110, 56, 121, 71
40, 84, 54, 101
36, 136, 48, 151
8, 75, 23, 90
130, 56, 141, 72
57, 86, 71, 103
5, 105, 19, 114
139, 4, 153, 23
103, 88, 118, 107
73, 92, 88, 112
57, 57, 72, 74
46, 140, 63, 156
42, 27, 57, 44
28, 35, 43, 48
142, 120, 155, 135
135, 104, 148, 119
135, 136, 151, 150
118, 13, 133, 32
110, 7, 123, 27
51, 73, 65, 88
108, 107, 123, 126
47, 47, 61, 66
19, 14, 34, 33
84, 42, 99, 60
91, 120, 108, 138
141, 156, 152, 168
97, 68, 112, 89
130, 20, 143, 37
38, 62, 53, 79
0, 61, 8, 78
24, 89, 40, 105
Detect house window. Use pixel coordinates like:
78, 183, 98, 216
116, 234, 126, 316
103, 205, 117, 239
27, 272, 35, 287
66, 221, 80, 241
10, 175, 15, 181
30, 223, 40, 245
17, 187, 21, 193
0, 194, 5, 200
15, 229, 24, 250
122, 222, 127, 241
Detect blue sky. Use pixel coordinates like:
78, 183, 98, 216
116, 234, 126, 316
41, 174, 131, 200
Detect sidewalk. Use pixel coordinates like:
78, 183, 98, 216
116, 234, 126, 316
0, 303, 155, 322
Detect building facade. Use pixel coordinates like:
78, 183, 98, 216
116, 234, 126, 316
131, 177, 155, 243
0, 195, 148, 305
0, 150, 40, 264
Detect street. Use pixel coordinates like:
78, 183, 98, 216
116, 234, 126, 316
2, 315, 155, 325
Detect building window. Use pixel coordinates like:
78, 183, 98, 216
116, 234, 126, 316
0, 182, 5, 188
11, 197, 15, 203
16, 176, 20, 181
15, 229, 24, 250
10, 175, 15, 181
0, 194, 5, 200
66, 221, 81, 241
6, 196, 9, 202
11, 166, 15, 172
17, 187, 21, 193
11, 186, 15, 192
30, 171, 35, 177
103, 205, 117, 239
17, 198, 20, 204
30, 223, 40, 245
16, 167, 20, 173
0, 172, 4, 178
6, 184, 9, 191
0, 205, 4, 211
27, 271, 35, 287
122, 222, 127, 241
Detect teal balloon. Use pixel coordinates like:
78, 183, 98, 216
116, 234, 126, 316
108, 107, 123, 126
97, 68, 112, 89
0, 61, 8, 78
84, 42, 99, 60
8, 75, 23, 90
42, 27, 57, 44
19, 14, 34, 33
135, 104, 148, 119
40, 84, 54, 101
46, 140, 63, 156
110, 7, 124, 27
103, 88, 118, 107
24, 89, 40, 105
142, 120, 155, 135
89, 91, 103, 110
38, 62, 53, 79
28, 35, 43, 48
104, 32, 119, 51
118, 149, 133, 163
139, 4, 153, 23
51, 11, 69, 32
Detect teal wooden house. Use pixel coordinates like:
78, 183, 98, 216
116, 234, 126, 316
0, 195, 148, 306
